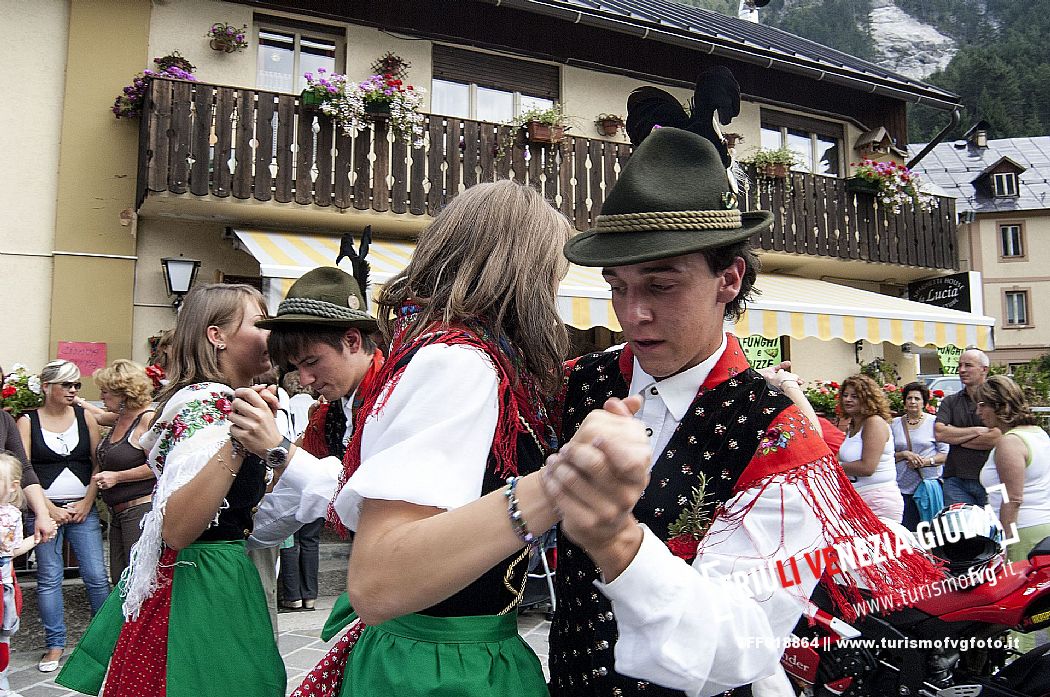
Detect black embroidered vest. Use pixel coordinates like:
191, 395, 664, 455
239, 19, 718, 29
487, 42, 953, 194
549, 349, 791, 697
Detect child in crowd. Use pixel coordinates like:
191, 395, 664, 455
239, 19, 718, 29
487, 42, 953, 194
0, 453, 37, 697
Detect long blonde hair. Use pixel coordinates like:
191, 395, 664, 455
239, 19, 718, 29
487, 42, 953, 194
377, 180, 571, 395
0, 454, 25, 509
157, 283, 267, 410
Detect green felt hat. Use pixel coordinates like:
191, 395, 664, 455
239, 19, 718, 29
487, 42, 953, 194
256, 267, 378, 332
563, 128, 773, 267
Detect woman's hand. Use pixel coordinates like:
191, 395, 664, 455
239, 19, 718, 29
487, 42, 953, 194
34, 514, 57, 542
47, 500, 73, 526
229, 388, 287, 457
94, 470, 122, 492
68, 498, 92, 524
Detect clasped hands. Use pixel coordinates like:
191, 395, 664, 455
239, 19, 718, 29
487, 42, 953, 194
227, 385, 285, 457
542, 395, 651, 567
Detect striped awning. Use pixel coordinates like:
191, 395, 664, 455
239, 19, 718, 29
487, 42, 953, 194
233, 229, 994, 349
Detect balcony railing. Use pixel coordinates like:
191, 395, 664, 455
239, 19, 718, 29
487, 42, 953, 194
740, 170, 958, 270
138, 78, 957, 269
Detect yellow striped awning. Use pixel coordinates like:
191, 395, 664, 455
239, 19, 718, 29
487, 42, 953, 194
233, 229, 994, 349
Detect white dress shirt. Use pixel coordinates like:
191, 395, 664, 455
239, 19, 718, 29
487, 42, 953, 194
596, 336, 830, 697
250, 344, 499, 547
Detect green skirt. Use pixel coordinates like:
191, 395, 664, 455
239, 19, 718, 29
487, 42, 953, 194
57, 540, 285, 697
333, 601, 547, 697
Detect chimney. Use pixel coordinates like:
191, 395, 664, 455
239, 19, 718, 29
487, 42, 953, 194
963, 120, 991, 150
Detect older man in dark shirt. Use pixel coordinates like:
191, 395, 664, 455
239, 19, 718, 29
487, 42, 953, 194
935, 349, 1001, 506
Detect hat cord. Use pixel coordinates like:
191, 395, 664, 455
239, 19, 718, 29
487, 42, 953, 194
277, 297, 369, 320
593, 209, 742, 233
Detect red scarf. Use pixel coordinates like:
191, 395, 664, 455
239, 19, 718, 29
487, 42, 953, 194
301, 349, 385, 459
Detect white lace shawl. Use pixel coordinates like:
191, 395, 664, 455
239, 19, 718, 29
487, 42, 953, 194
122, 382, 236, 620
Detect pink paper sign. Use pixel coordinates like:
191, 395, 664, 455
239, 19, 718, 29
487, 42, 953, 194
57, 342, 108, 376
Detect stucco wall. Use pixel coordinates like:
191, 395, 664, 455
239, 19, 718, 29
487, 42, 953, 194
149, 0, 255, 88
131, 218, 260, 364
973, 212, 1050, 363
0, 1, 69, 371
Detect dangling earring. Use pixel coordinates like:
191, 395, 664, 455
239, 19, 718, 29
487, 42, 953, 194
119, 399, 126, 416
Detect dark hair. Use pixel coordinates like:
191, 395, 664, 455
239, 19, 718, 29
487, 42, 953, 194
901, 381, 931, 406
975, 375, 1039, 427
700, 240, 761, 322
266, 325, 375, 370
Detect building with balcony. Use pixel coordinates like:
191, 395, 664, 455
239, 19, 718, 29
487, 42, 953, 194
915, 126, 1050, 368
3, 0, 994, 390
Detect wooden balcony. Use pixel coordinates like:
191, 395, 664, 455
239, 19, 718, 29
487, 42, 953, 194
138, 78, 957, 270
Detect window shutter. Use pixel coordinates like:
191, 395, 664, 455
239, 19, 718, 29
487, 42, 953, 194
432, 45, 559, 100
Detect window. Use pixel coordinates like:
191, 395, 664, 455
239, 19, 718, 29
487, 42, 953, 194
760, 110, 843, 176
992, 172, 1018, 197
1005, 290, 1029, 326
999, 223, 1025, 258
255, 17, 344, 93
431, 45, 559, 122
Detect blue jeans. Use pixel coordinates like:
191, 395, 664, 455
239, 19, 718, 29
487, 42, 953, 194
27, 505, 111, 649
942, 476, 988, 508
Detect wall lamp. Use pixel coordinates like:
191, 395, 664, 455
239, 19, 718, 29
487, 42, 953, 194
161, 256, 201, 311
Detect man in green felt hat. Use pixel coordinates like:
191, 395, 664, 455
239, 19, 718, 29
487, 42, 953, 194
544, 81, 944, 697
238, 264, 385, 585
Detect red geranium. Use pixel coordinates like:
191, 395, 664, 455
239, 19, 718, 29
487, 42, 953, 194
1, 385, 15, 399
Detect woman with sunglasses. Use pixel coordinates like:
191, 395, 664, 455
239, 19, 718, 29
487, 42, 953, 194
17, 360, 110, 673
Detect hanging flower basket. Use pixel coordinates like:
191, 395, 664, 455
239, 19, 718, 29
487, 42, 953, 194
525, 121, 564, 144
595, 114, 624, 137
206, 22, 249, 53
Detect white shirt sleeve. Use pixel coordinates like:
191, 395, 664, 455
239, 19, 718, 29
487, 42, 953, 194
247, 448, 342, 549
331, 343, 500, 531
596, 473, 829, 697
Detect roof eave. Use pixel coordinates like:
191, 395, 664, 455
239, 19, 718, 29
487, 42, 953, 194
480, 0, 961, 110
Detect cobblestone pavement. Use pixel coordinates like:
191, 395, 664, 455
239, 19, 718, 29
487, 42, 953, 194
7, 543, 553, 696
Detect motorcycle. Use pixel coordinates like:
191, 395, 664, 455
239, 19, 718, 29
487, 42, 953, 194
781, 535, 1050, 696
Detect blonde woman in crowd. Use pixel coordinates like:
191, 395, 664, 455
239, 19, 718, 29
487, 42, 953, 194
92, 360, 156, 584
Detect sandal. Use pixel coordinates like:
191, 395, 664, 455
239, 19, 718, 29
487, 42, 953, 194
38, 648, 63, 672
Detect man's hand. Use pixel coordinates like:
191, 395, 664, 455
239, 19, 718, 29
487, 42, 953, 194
229, 387, 284, 457
543, 396, 649, 555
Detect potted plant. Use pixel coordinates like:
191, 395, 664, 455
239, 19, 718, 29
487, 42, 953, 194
745, 147, 799, 179
849, 159, 935, 213
153, 50, 195, 74
207, 22, 249, 52
305, 69, 426, 146
595, 113, 624, 137
519, 103, 567, 144
112, 61, 197, 119
0, 364, 44, 418
301, 69, 340, 111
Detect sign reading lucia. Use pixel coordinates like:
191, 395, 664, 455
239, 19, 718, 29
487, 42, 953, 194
908, 272, 972, 313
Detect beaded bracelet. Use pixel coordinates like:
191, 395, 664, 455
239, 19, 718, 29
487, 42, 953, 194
504, 476, 537, 546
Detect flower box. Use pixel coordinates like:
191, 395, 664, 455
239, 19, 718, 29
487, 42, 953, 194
364, 100, 391, 118
525, 121, 564, 144
847, 177, 881, 196
759, 163, 789, 179
300, 89, 326, 111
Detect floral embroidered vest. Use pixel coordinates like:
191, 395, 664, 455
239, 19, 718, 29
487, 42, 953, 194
549, 342, 793, 697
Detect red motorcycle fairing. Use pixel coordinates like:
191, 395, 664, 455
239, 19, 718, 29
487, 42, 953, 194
908, 561, 1032, 619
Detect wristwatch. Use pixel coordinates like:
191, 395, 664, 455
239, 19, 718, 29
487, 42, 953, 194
265, 436, 293, 469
